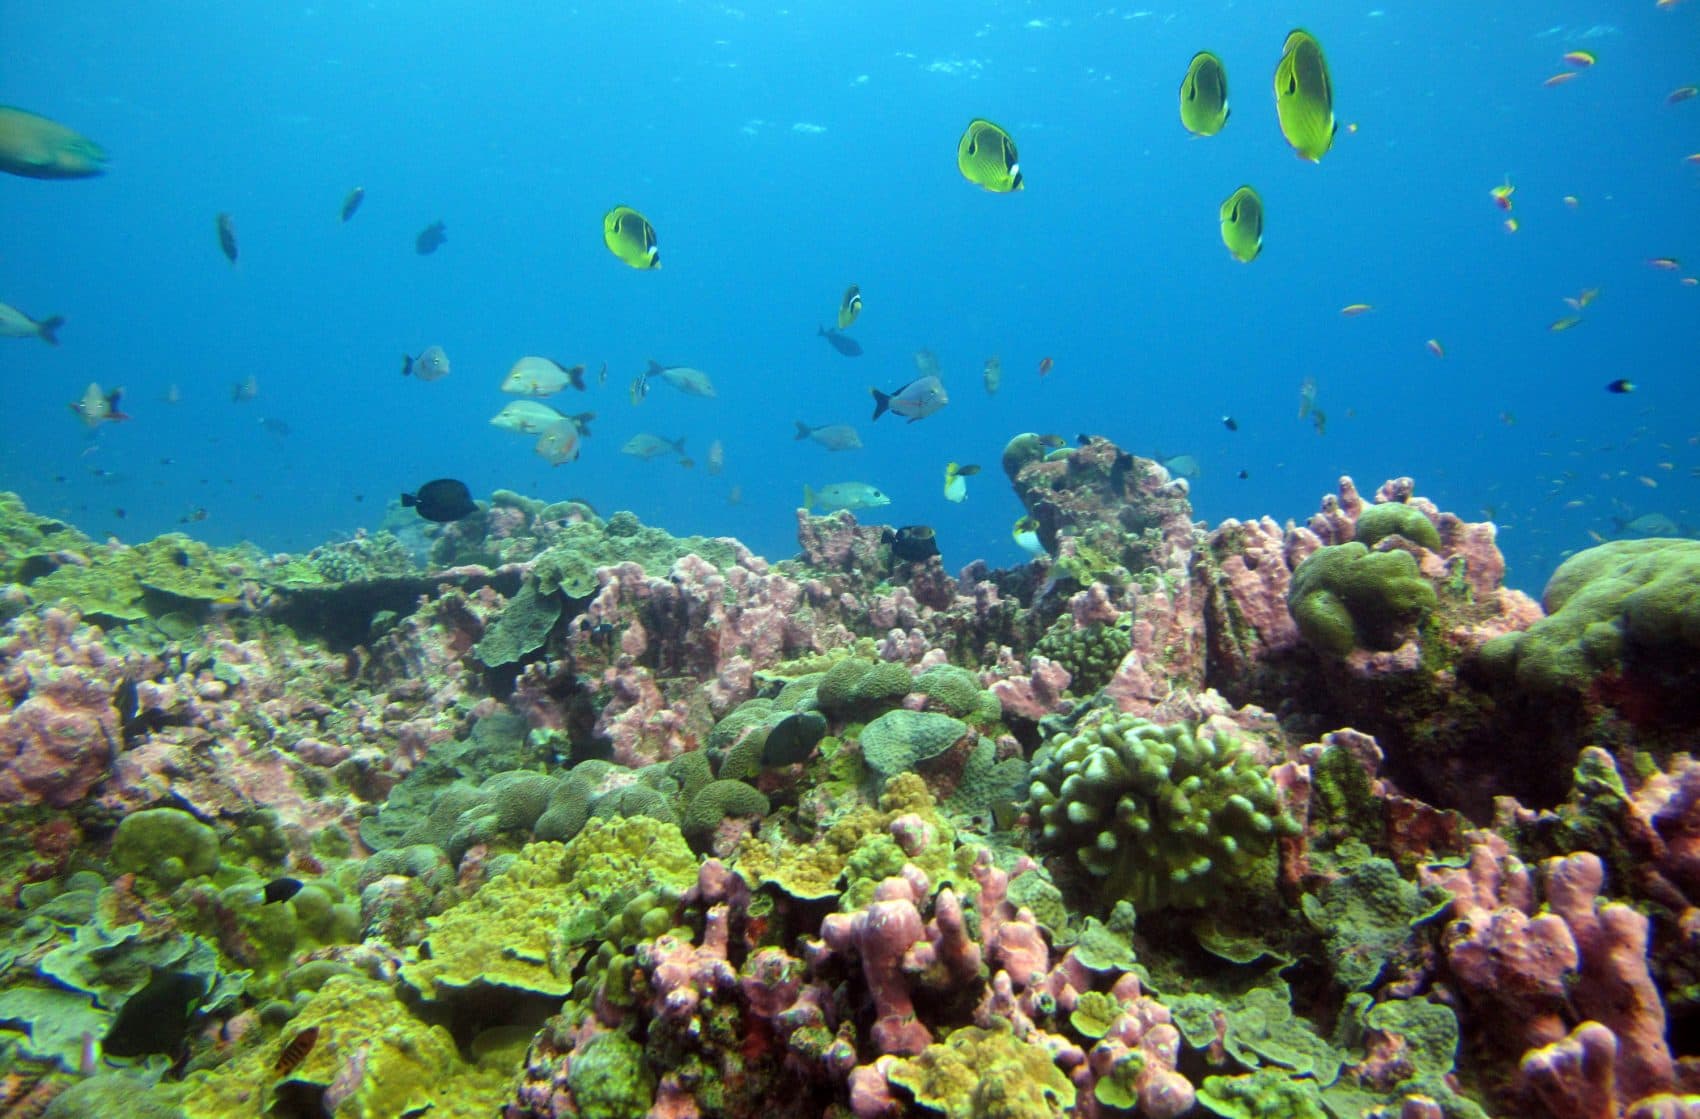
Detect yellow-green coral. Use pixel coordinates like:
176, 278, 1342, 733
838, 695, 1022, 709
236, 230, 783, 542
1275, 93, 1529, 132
179, 974, 514, 1119
1287, 543, 1437, 657
888, 1025, 1074, 1119
26, 533, 258, 624
401, 817, 698, 1001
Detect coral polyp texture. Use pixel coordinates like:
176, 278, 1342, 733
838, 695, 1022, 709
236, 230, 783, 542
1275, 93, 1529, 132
0, 439, 1696, 1119
1028, 711, 1299, 912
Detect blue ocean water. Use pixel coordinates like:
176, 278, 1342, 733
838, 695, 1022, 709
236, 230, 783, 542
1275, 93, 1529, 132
3, 2, 1696, 593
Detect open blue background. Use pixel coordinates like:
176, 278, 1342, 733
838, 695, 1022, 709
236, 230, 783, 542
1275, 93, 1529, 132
3, 1, 1697, 591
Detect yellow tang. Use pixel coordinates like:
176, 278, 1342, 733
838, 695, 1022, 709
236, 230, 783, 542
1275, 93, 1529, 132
957, 118, 1023, 193
837, 284, 862, 329
1219, 185, 1263, 262
1179, 51, 1230, 136
603, 205, 660, 269
1273, 29, 1337, 163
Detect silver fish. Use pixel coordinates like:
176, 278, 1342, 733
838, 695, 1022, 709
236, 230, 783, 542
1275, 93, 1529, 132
870, 375, 948, 423
0, 301, 63, 345
646, 360, 716, 398
794, 421, 862, 451
402, 345, 451, 381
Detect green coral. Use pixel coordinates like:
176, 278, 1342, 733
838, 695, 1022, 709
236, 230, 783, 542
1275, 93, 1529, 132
815, 656, 913, 717
474, 578, 563, 666
1198, 1068, 1329, 1119
1027, 713, 1298, 912
1355, 503, 1441, 551
887, 1025, 1074, 1119
858, 710, 969, 781
1287, 543, 1438, 657
1477, 537, 1700, 694
1034, 618, 1133, 695
1300, 856, 1449, 991
913, 664, 1000, 721
24, 533, 258, 625
111, 808, 221, 886
682, 779, 770, 838
1171, 980, 1342, 1086
568, 1031, 655, 1119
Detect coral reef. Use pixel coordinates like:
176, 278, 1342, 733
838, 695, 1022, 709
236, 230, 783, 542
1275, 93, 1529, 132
0, 439, 1695, 1119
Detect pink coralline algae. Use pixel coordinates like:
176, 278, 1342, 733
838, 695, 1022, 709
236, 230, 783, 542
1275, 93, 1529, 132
0, 608, 123, 807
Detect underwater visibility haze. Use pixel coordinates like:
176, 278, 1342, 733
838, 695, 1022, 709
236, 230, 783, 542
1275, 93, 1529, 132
2, 2, 1700, 1117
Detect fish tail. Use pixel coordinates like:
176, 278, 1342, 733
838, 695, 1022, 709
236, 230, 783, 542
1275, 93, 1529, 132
36, 315, 64, 346
401, 493, 419, 508
817, 326, 827, 337
567, 365, 586, 392
647, 359, 665, 376
670, 436, 688, 455
401, 354, 413, 376
794, 421, 813, 440
870, 388, 891, 421
803, 484, 816, 509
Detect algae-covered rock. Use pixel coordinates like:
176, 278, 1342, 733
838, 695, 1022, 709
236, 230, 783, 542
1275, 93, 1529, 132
179, 973, 514, 1119
24, 533, 258, 625
532, 519, 742, 598
1288, 542, 1437, 657
567, 1031, 655, 1119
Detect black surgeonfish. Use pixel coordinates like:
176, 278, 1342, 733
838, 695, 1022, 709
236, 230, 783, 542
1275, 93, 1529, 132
401, 478, 477, 522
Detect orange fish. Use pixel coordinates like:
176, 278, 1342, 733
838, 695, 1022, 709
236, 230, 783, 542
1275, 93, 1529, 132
1648, 257, 1681, 270
1425, 339, 1444, 358
1340, 303, 1374, 316
1669, 85, 1699, 104
1490, 176, 1515, 211
1037, 356, 1054, 377
1543, 72, 1580, 87
1562, 51, 1596, 68
1549, 316, 1583, 332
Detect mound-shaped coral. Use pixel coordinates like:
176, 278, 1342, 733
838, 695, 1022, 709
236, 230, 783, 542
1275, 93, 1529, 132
1027, 713, 1298, 912
1288, 542, 1438, 657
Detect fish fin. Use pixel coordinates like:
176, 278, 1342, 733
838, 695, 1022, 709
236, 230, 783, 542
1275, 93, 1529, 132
566, 364, 586, 392
795, 421, 812, 440
401, 354, 413, 376
37, 315, 64, 346
870, 388, 891, 421
400, 493, 419, 508
647, 359, 665, 376
803, 484, 815, 509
